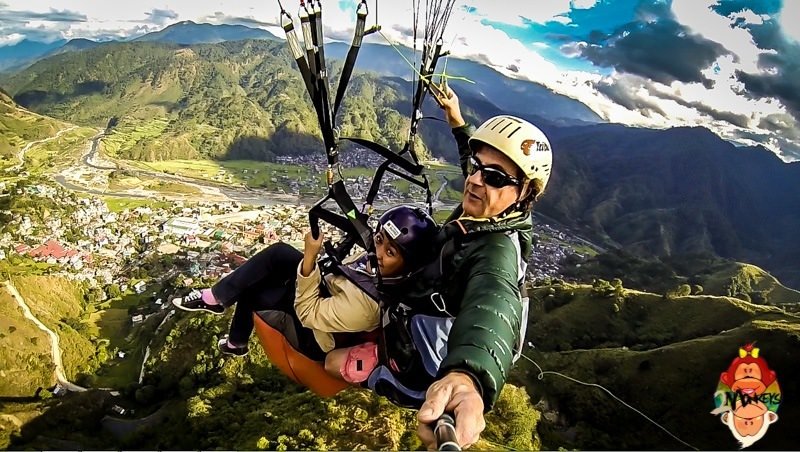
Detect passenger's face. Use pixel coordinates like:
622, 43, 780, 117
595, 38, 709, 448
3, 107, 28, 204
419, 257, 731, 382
374, 231, 405, 276
462, 145, 522, 218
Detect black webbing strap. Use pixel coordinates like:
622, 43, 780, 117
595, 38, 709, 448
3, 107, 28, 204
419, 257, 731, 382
361, 159, 433, 215
283, 0, 437, 277
308, 181, 378, 274
408, 39, 444, 145
285, 0, 376, 265
385, 166, 433, 215
299, 2, 318, 91
310, 1, 337, 159
330, 180, 373, 250
279, 5, 316, 103
340, 137, 424, 175
333, 0, 369, 118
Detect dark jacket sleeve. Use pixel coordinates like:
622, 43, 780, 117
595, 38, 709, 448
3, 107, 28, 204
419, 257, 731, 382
452, 123, 475, 177
437, 233, 524, 410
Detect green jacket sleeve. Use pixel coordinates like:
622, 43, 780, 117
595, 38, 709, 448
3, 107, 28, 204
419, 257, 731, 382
437, 233, 524, 410
452, 123, 476, 177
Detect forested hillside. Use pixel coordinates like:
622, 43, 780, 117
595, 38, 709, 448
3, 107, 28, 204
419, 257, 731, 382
539, 125, 800, 288
1, 40, 444, 163
521, 280, 800, 450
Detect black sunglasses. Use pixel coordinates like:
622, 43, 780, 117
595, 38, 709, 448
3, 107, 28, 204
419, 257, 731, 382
466, 154, 520, 188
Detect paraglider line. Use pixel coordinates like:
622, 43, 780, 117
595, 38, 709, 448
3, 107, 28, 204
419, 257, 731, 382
520, 348, 699, 451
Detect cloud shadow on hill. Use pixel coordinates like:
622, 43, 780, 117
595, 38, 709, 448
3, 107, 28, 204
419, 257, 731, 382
14, 81, 109, 109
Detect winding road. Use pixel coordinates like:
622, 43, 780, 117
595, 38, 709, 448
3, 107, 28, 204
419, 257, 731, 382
55, 132, 304, 207
2, 280, 87, 392
138, 309, 176, 384
10, 126, 79, 172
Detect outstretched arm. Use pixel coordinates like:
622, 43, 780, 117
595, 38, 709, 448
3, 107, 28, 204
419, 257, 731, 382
417, 235, 524, 449
434, 85, 475, 176
433, 84, 465, 128
417, 371, 485, 449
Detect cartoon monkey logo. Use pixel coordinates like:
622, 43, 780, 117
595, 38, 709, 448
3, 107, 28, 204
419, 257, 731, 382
712, 343, 781, 449
520, 139, 548, 156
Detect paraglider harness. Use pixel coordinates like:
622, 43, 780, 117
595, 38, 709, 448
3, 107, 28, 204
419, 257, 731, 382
277, 0, 443, 260
277, 0, 477, 408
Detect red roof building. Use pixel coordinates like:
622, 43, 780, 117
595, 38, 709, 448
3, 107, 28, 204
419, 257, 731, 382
28, 239, 78, 260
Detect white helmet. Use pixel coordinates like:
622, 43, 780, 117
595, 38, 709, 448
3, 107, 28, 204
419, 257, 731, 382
468, 115, 553, 192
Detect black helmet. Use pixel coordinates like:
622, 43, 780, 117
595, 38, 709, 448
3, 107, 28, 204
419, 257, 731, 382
377, 205, 439, 270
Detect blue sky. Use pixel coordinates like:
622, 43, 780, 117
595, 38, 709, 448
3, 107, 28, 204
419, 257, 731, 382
1, 0, 799, 160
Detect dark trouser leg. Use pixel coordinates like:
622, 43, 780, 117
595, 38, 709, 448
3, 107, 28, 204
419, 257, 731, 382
211, 242, 302, 307
228, 283, 298, 346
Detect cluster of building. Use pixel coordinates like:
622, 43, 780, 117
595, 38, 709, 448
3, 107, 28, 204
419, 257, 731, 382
527, 216, 600, 282
275, 146, 389, 170
272, 148, 427, 203
1, 176, 596, 326
0, 181, 331, 297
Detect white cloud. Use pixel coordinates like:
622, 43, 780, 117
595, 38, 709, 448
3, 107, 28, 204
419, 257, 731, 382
2, 0, 277, 40
0, 32, 25, 47
459, 0, 573, 26
571, 0, 597, 10
779, 0, 800, 43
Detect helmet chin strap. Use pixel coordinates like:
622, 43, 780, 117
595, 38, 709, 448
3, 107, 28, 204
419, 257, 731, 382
518, 179, 531, 203
498, 179, 532, 217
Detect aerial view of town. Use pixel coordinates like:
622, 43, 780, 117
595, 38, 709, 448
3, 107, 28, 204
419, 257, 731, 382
1, 115, 595, 435
5, 2, 800, 449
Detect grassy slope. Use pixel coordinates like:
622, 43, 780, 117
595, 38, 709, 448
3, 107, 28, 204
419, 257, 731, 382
566, 250, 800, 305
8, 275, 93, 380
703, 262, 800, 304
0, 287, 54, 396
522, 282, 800, 450
528, 284, 781, 351
8, 310, 539, 450
0, 90, 98, 175
21, 127, 97, 174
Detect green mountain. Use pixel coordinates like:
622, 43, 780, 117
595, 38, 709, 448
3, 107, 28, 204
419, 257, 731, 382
0, 40, 441, 163
2, 38, 800, 288
0, 39, 67, 73
323, 41, 604, 124
2, 283, 539, 451
45, 38, 104, 57
4, 270, 799, 450
133, 20, 280, 45
539, 124, 800, 289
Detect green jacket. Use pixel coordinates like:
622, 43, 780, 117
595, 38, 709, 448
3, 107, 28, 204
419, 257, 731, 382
435, 124, 533, 409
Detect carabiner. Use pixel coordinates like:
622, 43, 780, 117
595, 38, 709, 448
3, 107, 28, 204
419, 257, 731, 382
430, 292, 451, 316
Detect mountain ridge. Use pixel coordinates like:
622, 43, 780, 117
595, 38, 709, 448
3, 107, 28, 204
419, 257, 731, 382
132, 20, 280, 45
0, 39, 68, 73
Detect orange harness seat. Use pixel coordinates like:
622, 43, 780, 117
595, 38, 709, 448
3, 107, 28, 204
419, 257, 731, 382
252, 312, 348, 397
